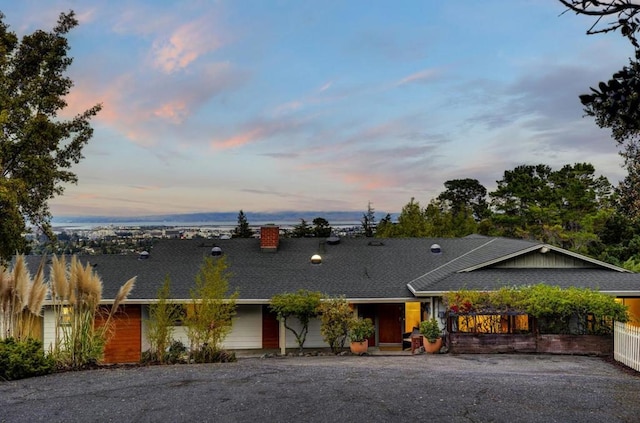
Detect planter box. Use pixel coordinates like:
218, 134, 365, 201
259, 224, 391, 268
449, 333, 612, 356
449, 333, 536, 354
536, 334, 612, 356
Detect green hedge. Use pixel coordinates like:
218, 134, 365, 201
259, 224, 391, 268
0, 338, 55, 381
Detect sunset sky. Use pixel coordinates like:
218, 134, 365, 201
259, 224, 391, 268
2, 1, 634, 217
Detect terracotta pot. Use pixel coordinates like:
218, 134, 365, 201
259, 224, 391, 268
350, 340, 369, 354
423, 337, 442, 354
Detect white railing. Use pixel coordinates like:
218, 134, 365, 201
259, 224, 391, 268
614, 321, 640, 373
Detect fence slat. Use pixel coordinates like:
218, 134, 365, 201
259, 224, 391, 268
614, 321, 640, 373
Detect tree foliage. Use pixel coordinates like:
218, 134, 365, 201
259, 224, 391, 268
233, 210, 253, 238
444, 284, 628, 335
361, 201, 376, 237
559, 1, 640, 219
0, 11, 102, 262
292, 218, 313, 238
269, 289, 323, 351
437, 178, 489, 221
185, 256, 238, 362
312, 217, 332, 238
144, 275, 182, 364
489, 163, 613, 249
318, 296, 352, 353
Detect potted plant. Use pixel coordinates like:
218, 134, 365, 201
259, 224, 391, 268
419, 317, 443, 353
348, 317, 375, 354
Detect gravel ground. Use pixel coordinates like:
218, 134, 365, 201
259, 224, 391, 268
1, 354, 639, 423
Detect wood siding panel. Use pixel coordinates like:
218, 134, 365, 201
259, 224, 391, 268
98, 305, 141, 364
494, 251, 597, 269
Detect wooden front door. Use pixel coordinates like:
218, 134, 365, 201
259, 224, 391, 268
262, 305, 280, 349
378, 304, 404, 345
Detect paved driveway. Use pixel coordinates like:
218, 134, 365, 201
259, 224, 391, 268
1, 354, 639, 422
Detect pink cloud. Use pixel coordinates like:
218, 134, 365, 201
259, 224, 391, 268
213, 128, 265, 150
153, 101, 188, 124
152, 17, 225, 73
396, 68, 441, 86
211, 118, 305, 151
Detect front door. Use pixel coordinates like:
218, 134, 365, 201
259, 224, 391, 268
378, 304, 404, 346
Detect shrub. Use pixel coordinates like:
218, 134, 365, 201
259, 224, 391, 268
142, 340, 188, 365
318, 296, 352, 353
185, 256, 237, 362
145, 276, 182, 364
444, 284, 629, 335
0, 338, 54, 381
348, 318, 375, 342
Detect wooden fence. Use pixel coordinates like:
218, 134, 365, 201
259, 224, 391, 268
614, 321, 640, 373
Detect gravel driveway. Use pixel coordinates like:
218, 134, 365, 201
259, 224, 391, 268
1, 354, 639, 422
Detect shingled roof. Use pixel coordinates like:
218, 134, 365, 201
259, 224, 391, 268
27, 234, 640, 302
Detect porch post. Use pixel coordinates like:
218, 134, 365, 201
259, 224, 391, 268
279, 317, 286, 355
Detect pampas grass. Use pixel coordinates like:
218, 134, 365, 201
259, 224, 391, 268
0, 256, 47, 341
49, 255, 135, 368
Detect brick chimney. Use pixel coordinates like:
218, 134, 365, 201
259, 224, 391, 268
260, 225, 280, 252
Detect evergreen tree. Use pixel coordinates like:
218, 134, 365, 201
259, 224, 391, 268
361, 202, 376, 237
233, 210, 253, 238
292, 218, 312, 238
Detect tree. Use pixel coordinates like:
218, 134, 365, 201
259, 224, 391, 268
233, 210, 253, 238
394, 197, 428, 237
559, 1, 640, 47
559, 1, 640, 219
0, 11, 102, 262
185, 256, 238, 362
423, 199, 477, 238
144, 275, 182, 364
292, 218, 312, 238
436, 178, 489, 221
361, 202, 376, 237
269, 290, 323, 352
490, 163, 614, 249
312, 217, 332, 238
375, 213, 394, 237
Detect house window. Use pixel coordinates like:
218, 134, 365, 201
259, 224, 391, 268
60, 306, 72, 325
449, 313, 531, 334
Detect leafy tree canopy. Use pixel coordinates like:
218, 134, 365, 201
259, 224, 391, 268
269, 289, 323, 351
312, 217, 332, 238
0, 11, 101, 261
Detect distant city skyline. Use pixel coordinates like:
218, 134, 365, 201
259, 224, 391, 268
3, 1, 634, 217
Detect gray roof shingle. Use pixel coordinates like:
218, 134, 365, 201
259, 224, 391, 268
25, 235, 640, 302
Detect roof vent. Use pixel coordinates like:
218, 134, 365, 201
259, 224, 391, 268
367, 241, 384, 247
326, 236, 340, 245
310, 254, 322, 265
211, 246, 223, 256
139, 251, 150, 260
430, 244, 441, 254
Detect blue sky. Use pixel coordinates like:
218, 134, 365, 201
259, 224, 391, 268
2, 1, 634, 217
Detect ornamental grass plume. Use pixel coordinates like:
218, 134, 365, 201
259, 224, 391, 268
0, 256, 48, 341
49, 255, 135, 368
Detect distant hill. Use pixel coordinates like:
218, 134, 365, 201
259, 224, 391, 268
52, 211, 395, 226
